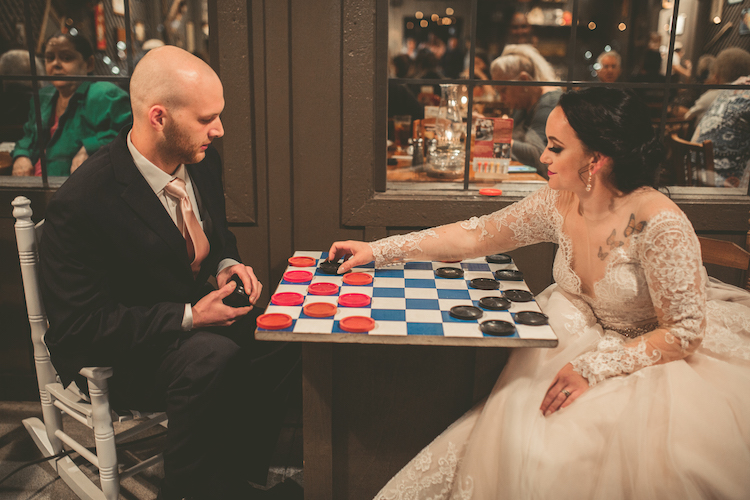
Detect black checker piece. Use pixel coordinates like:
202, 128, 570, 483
480, 320, 516, 336
515, 311, 549, 325
318, 260, 349, 275
494, 269, 524, 281
470, 278, 500, 290
503, 289, 534, 302
478, 296, 511, 311
486, 253, 512, 264
435, 267, 464, 279
450, 305, 484, 320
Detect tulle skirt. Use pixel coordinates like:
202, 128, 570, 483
374, 282, 750, 500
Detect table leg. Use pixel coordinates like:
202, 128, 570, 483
302, 343, 332, 500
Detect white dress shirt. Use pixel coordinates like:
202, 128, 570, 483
126, 132, 238, 330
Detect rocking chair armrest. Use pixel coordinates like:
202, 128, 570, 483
79, 366, 114, 381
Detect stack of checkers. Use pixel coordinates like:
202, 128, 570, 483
256, 251, 557, 345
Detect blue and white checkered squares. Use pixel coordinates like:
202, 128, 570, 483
259, 251, 556, 342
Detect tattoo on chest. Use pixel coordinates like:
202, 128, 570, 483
624, 213, 647, 237
597, 214, 648, 261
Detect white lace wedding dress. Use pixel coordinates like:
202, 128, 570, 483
372, 187, 750, 500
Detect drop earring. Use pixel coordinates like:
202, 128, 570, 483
586, 169, 593, 192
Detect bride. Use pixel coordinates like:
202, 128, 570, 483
328, 87, 750, 499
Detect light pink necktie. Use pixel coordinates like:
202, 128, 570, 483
164, 177, 210, 275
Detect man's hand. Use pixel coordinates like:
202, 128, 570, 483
191, 281, 253, 329
216, 264, 262, 305
328, 240, 374, 273
70, 146, 89, 173
539, 363, 589, 416
12, 156, 33, 176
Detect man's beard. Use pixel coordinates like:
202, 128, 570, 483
162, 119, 204, 166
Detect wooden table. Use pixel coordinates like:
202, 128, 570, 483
386, 157, 547, 186
256, 252, 558, 499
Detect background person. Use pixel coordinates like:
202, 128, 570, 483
683, 48, 750, 125
490, 44, 561, 177
691, 75, 750, 189
39, 46, 300, 499
0, 49, 45, 143
11, 32, 131, 177
595, 50, 621, 83
329, 87, 750, 500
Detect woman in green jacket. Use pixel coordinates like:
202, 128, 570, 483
12, 32, 131, 177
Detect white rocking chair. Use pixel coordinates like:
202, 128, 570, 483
12, 196, 167, 500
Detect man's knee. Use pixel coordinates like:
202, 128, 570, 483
161, 331, 241, 392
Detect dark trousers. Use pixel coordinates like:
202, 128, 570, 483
108, 310, 301, 497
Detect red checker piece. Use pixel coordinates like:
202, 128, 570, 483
288, 256, 315, 267
257, 313, 293, 330
479, 188, 503, 197
271, 292, 304, 306
308, 282, 339, 295
303, 302, 337, 318
342, 272, 373, 286
283, 270, 313, 283
340, 316, 375, 333
338, 293, 371, 308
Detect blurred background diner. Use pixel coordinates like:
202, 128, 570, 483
384, 0, 750, 194
11, 32, 131, 177
490, 44, 560, 178
594, 50, 622, 83
0, 49, 44, 144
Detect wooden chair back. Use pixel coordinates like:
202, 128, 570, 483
698, 211, 750, 291
668, 133, 715, 186
12, 196, 166, 500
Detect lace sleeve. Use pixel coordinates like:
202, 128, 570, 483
369, 187, 562, 267
571, 211, 707, 385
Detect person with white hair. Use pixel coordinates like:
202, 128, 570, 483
595, 50, 621, 83
0, 49, 44, 142
490, 44, 561, 178
685, 47, 750, 125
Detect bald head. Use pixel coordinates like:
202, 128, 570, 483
128, 45, 225, 173
130, 46, 221, 120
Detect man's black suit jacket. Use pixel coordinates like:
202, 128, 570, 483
40, 128, 242, 387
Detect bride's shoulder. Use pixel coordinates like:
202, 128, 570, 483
631, 187, 684, 222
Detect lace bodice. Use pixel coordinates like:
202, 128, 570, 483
369, 187, 707, 385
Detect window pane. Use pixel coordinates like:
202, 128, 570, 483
130, 0, 211, 66
0, 51, 39, 146
475, 0, 572, 81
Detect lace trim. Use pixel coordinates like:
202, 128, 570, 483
459, 216, 491, 240
374, 441, 472, 500
571, 334, 662, 386
482, 187, 561, 246
700, 301, 750, 361
369, 229, 439, 268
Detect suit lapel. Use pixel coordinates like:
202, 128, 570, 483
110, 132, 191, 267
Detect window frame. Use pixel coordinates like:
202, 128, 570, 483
341, 0, 750, 231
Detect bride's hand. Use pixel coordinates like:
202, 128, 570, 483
328, 240, 374, 273
540, 363, 589, 416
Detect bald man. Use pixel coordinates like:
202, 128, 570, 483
39, 46, 301, 499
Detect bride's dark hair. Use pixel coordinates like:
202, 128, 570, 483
557, 87, 664, 193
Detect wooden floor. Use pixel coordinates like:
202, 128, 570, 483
0, 396, 303, 499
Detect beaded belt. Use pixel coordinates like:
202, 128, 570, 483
600, 321, 659, 339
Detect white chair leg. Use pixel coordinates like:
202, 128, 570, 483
87, 376, 120, 500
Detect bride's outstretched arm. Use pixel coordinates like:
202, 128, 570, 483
329, 187, 561, 272
571, 211, 707, 386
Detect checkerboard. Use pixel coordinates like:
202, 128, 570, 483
255, 251, 558, 348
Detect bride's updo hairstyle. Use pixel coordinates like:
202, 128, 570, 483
557, 87, 664, 193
